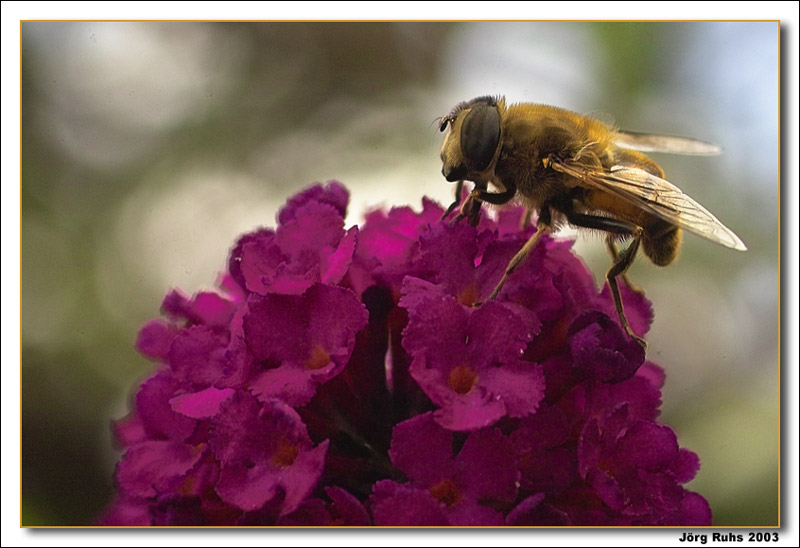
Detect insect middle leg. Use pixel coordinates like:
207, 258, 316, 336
565, 212, 647, 348
481, 207, 552, 304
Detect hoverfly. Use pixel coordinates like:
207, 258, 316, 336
438, 96, 746, 348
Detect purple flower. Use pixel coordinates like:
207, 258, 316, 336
102, 181, 711, 526
568, 310, 646, 383
115, 440, 203, 499
208, 391, 329, 515
229, 182, 357, 296
244, 283, 368, 406
370, 413, 518, 526
508, 362, 708, 525
576, 410, 707, 525
277, 486, 370, 526
168, 325, 229, 387
134, 372, 196, 442
400, 278, 544, 431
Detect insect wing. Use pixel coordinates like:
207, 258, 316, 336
614, 130, 722, 156
550, 159, 747, 251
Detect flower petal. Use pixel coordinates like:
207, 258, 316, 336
169, 387, 235, 419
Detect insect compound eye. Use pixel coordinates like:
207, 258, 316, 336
459, 104, 500, 172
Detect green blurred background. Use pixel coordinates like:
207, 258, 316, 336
20, 22, 780, 526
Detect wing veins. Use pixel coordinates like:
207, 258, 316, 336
550, 160, 746, 250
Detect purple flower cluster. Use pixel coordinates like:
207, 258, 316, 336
101, 182, 711, 526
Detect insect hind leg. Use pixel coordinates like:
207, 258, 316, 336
606, 237, 644, 295
565, 212, 647, 348
605, 233, 647, 349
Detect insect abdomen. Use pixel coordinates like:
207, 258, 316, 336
643, 221, 682, 266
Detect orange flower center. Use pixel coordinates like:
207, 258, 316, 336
457, 284, 479, 306
430, 479, 462, 507
448, 364, 478, 395
271, 436, 299, 468
305, 344, 331, 370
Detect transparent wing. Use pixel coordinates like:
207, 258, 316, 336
550, 159, 747, 251
614, 130, 722, 156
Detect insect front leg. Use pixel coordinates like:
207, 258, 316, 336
449, 187, 483, 227
450, 181, 518, 227
446, 182, 490, 227
564, 212, 647, 349
442, 180, 465, 220
472, 180, 517, 205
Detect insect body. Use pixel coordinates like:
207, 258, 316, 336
438, 95, 746, 348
